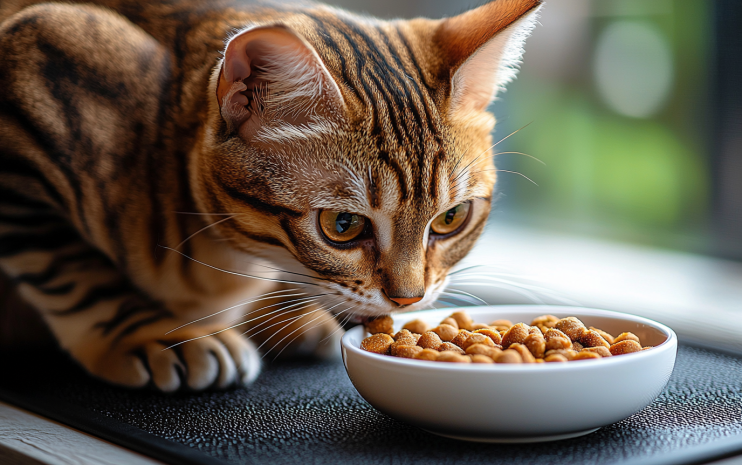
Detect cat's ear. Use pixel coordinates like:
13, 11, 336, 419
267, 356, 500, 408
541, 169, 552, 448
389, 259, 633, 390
216, 25, 345, 141
435, 0, 542, 118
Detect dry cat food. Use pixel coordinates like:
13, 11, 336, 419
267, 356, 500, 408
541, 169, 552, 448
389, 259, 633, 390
360, 312, 654, 364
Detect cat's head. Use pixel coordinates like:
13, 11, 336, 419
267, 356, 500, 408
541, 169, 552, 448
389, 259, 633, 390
195, 0, 542, 319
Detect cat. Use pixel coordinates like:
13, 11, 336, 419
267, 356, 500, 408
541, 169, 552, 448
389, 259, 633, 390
0, 0, 542, 391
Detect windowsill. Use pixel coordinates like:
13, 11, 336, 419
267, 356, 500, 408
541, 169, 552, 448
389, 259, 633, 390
453, 224, 742, 354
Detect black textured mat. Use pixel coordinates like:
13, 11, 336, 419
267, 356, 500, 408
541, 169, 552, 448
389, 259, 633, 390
1, 345, 742, 465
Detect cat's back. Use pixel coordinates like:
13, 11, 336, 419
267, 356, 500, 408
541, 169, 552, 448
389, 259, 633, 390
0, 2, 173, 171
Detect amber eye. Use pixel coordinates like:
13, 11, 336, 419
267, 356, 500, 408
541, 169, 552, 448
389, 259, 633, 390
319, 211, 367, 243
430, 202, 471, 235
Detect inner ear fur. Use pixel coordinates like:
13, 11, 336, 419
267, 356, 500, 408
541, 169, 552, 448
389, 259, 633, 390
435, 0, 543, 118
216, 25, 345, 141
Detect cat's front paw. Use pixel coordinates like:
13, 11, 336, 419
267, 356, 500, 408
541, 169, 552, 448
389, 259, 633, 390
81, 329, 261, 392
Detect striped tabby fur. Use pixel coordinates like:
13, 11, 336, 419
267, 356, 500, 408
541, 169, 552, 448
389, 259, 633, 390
0, 0, 541, 391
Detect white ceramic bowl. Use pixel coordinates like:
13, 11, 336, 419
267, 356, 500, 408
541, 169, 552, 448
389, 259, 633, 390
341, 305, 677, 443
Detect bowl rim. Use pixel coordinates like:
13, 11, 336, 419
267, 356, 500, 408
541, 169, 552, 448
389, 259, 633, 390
341, 305, 678, 372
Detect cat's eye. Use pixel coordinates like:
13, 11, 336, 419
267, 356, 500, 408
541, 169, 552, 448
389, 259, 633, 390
319, 210, 367, 243
430, 202, 471, 236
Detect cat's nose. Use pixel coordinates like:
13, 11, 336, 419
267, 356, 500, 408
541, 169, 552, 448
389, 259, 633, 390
388, 295, 423, 306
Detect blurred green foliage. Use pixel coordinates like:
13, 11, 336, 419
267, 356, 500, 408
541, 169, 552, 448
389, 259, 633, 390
500, 1, 712, 251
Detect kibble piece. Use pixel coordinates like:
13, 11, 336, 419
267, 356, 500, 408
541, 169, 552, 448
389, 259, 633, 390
524, 331, 546, 359
589, 327, 615, 345
508, 343, 536, 363
465, 344, 502, 359
470, 354, 495, 363
572, 341, 584, 352
580, 330, 610, 349
581, 346, 612, 357
451, 330, 473, 348
462, 333, 496, 351
614, 332, 641, 344
545, 349, 577, 360
471, 322, 490, 330
417, 331, 443, 349
436, 351, 471, 363
361, 333, 394, 354
473, 328, 503, 346
554, 317, 588, 341
494, 349, 523, 364
365, 315, 394, 335
531, 314, 559, 333
490, 319, 513, 332
642, 346, 654, 350
501, 323, 530, 348
437, 342, 466, 354
402, 319, 429, 334
440, 317, 459, 329
610, 340, 642, 355
394, 345, 424, 359
449, 311, 474, 331
544, 328, 572, 351
544, 354, 568, 363
391, 332, 420, 355
393, 329, 418, 344
573, 351, 602, 360
431, 324, 459, 342
414, 348, 440, 361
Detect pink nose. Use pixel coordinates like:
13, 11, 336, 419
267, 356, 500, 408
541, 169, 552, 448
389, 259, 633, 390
388, 296, 423, 306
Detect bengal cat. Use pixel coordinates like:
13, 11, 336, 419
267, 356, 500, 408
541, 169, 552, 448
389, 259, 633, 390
0, 0, 542, 391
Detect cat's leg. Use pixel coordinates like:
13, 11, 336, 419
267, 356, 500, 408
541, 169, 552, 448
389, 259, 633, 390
6, 249, 261, 390
0, 227, 259, 391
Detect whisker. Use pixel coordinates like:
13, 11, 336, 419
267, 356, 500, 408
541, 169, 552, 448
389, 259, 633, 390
433, 299, 459, 307
448, 267, 556, 283
493, 121, 533, 145
248, 296, 345, 345
449, 122, 534, 184
437, 291, 485, 306
223, 294, 326, 326
271, 315, 339, 362
453, 279, 580, 306
437, 291, 479, 304
440, 288, 488, 305
449, 272, 544, 282
448, 283, 545, 304
165, 288, 304, 334
468, 169, 538, 186
447, 265, 485, 276
175, 216, 233, 250
262, 310, 335, 360
448, 140, 478, 181
158, 246, 321, 287
492, 151, 545, 165
320, 305, 355, 344
236, 295, 331, 329
250, 305, 320, 348
233, 260, 334, 283
162, 298, 321, 351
